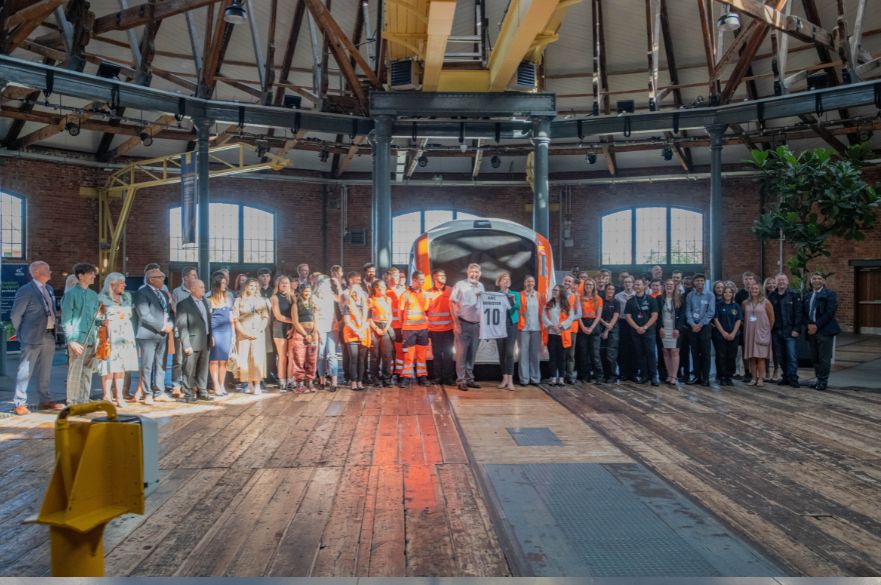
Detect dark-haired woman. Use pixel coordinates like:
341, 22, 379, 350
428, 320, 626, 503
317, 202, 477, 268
208, 271, 233, 396
659, 278, 686, 385
576, 278, 603, 384
713, 284, 743, 386
495, 272, 520, 391
542, 285, 573, 386
368, 279, 394, 387
290, 284, 320, 391
271, 275, 294, 391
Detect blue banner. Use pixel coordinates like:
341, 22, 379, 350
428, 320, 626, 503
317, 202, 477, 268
181, 151, 197, 245
1, 262, 29, 352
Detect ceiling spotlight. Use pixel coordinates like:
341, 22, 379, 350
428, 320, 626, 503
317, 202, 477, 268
319, 149, 329, 162
490, 155, 501, 169
717, 9, 740, 32
96, 62, 121, 79
224, 0, 247, 24
65, 121, 80, 136
586, 153, 597, 165
283, 94, 302, 109
139, 129, 153, 147
418, 154, 429, 167
662, 146, 673, 161
616, 100, 635, 115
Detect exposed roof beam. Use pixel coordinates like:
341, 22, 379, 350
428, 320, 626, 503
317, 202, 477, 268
3, 0, 65, 52
272, 0, 305, 106
715, 0, 832, 47
659, 0, 692, 171
487, 0, 562, 91
422, 0, 456, 91
336, 134, 366, 176
92, 0, 221, 34
472, 138, 483, 178
697, 0, 720, 100
106, 113, 175, 159
199, 0, 231, 98
405, 137, 429, 178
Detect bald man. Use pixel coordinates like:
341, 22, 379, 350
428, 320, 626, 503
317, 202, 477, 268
175, 279, 213, 402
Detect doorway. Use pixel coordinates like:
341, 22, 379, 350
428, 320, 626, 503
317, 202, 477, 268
855, 264, 881, 335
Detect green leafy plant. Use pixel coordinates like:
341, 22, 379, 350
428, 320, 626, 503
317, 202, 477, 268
751, 144, 880, 289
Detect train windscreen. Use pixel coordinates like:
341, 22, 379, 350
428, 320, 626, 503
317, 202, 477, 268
429, 229, 537, 290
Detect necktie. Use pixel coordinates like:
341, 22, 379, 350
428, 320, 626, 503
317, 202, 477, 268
155, 288, 168, 311
810, 292, 817, 322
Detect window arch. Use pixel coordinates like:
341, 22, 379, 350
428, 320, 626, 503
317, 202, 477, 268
169, 203, 275, 264
1, 192, 26, 259
600, 206, 703, 267
392, 209, 481, 265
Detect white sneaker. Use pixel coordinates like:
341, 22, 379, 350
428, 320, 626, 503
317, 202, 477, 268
253, 385, 263, 395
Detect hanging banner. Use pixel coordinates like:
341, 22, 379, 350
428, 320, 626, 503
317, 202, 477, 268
1, 262, 30, 352
180, 151, 197, 245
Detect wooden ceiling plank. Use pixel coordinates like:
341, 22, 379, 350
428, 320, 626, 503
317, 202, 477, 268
715, 0, 832, 47
92, 0, 221, 34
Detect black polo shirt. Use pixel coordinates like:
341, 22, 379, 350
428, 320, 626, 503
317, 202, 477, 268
625, 293, 658, 331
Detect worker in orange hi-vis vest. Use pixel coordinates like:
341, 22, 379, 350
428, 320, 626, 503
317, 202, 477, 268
342, 272, 371, 391
383, 267, 404, 383
399, 270, 430, 388
367, 279, 394, 387
426, 268, 455, 385
562, 274, 582, 384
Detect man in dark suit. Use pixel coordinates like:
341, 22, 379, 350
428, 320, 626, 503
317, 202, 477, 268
10, 261, 64, 415
134, 268, 174, 405
175, 279, 213, 403
804, 272, 841, 392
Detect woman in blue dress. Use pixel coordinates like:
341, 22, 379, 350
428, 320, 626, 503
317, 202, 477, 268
208, 271, 234, 396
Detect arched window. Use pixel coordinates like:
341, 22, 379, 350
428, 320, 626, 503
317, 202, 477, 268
169, 203, 275, 264
1, 192, 26, 259
392, 209, 481, 265
601, 206, 703, 267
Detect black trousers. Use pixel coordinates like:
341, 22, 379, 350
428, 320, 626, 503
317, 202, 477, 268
601, 326, 619, 380
618, 326, 635, 381
809, 333, 834, 384
679, 328, 691, 379
496, 321, 518, 376
576, 319, 602, 381
370, 326, 394, 382
345, 342, 367, 383
656, 331, 667, 380
688, 326, 712, 382
632, 328, 658, 382
712, 333, 738, 381
547, 334, 566, 378
429, 329, 455, 383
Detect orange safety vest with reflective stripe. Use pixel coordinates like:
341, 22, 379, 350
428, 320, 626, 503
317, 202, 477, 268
426, 286, 453, 332
542, 304, 573, 349
518, 291, 546, 332
566, 292, 580, 334
368, 295, 392, 323
343, 295, 371, 346
400, 288, 428, 330
386, 288, 402, 329
581, 294, 603, 320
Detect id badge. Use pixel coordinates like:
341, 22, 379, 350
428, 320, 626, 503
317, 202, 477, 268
749, 314, 757, 323
693, 312, 701, 321
638, 312, 645, 321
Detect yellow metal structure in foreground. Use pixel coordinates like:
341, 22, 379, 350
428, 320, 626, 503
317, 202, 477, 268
35, 401, 145, 576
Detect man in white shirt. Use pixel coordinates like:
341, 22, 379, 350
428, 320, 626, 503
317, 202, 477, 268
518, 275, 543, 386
450, 263, 484, 390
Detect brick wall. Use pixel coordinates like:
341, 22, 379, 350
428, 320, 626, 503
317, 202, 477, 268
5, 157, 880, 331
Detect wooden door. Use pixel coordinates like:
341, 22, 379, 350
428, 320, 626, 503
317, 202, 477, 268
857, 267, 881, 334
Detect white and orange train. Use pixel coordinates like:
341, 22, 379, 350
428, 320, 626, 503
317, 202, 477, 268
407, 217, 556, 364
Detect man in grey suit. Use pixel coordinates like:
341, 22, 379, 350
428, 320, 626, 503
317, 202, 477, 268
175, 279, 213, 403
134, 268, 174, 405
10, 261, 64, 415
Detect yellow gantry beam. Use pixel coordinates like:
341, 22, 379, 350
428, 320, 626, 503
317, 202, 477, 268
422, 0, 458, 91
489, 0, 560, 90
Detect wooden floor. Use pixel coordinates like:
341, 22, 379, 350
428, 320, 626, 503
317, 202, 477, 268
0, 387, 509, 577
544, 381, 881, 577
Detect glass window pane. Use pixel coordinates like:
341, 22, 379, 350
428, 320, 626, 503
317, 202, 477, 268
635, 207, 668, 265
671, 208, 703, 265
423, 209, 453, 232
601, 210, 632, 265
1, 193, 24, 258
455, 211, 479, 221
209, 203, 239, 263
169, 206, 197, 262
392, 211, 423, 265
243, 206, 275, 263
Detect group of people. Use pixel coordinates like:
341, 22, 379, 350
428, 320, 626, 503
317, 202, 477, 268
9, 259, 841, 416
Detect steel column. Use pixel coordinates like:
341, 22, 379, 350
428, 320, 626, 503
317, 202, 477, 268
707, 123, 727, 283
373, 115, 393, 271
532, 116, 552, 240
195, 117, 212, 284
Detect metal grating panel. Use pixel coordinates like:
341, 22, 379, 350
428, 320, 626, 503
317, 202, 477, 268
507, 427, 563, 447
483, 463, 785, 577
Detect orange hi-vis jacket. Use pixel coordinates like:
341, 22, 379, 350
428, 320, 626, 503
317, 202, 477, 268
400, 288, 428, 331
343, 296, 371, 347
566, 291, 580, 334
518, 291, 546, 332
386, 288, 402, 329
542, 303, 573, 349
426, 286, 453, 332
368, 294, 392, 324
581, 294, 603, 320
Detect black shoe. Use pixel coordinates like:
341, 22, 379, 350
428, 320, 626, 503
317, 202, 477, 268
742, 374, 752, 383
418, 377, 430, 386
197, 392, 214, 401
685, 377, 698, 385
635, 377, 646, 384
565, 378, 577, 385
466, 381, 481, 389
733, 374, 743, 381
700, 380, 710, 387
650, 380, 659, 387
777, 378, 788, 386
815, 382, 828, 391
790, 381, 801, 389
400, 378, 411, 388
182, 395, 197, 404
457, 382, 469, 391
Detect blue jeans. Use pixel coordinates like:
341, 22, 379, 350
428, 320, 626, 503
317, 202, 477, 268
772, 329, 799, 382
317, 330, 339, 379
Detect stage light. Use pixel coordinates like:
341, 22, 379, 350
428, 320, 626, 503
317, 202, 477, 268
717, 10, 740, 32
283, 94, 302, 109
616, 100, 635, 114
490, 155, 501, 169
65, 121, 80, 136
662, 146, 673, 161
139, 129, 153, 147
586, 153, 597, 165
418, 154, 429, 167
224, 0, 247, 24
96, 62, 121, 79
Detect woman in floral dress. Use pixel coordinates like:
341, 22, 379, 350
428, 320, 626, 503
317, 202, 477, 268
97, 272, 139, 407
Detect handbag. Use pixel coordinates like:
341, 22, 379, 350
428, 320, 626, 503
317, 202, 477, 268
94, 305, 111, 360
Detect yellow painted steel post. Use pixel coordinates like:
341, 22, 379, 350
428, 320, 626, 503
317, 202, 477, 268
49, 525, 106, 577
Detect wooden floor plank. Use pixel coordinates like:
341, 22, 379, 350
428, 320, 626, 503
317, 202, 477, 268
347, 414, 379, 467
265, 415, 319, 468
321, 415, 361, 467
373, 415, 399, 466
366, 463, 405, 576
403, 463, 455, 575
311, 465, 371, 576
399, 414, 425, 465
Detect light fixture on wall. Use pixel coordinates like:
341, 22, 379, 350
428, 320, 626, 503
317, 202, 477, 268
65, 121, 80, 136
224, 0, 247, 24
490, 155, 501, 169
586, 152, 597, 165
96, 62, 121, 79
717, 7, 740, 31
661, 146, 673, 161
139, 129, 153, 147
418, 153, 429, 167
